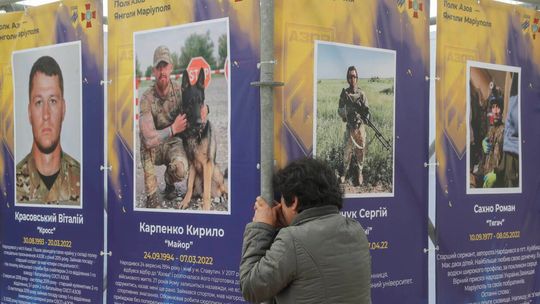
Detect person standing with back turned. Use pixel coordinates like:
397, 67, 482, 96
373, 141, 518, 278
240, 158, 372, 304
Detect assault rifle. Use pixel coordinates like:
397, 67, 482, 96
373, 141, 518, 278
340, 89, 392, 151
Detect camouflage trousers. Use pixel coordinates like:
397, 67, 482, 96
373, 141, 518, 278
140, 137, 188, 197
343, 125, 366, 185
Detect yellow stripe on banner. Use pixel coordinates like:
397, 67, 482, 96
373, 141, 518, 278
0, 12, 23, 184
15, 3, 59, 50
275, 0, 378, 166
0, 0, 102, 195
274, 0, 428, 166
227, 0, 260, 55
0, 12, 23, 160
436, 0, 538, 192
63, 0, 104, 62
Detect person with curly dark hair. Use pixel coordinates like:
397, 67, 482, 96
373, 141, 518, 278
240, 158, 372, 304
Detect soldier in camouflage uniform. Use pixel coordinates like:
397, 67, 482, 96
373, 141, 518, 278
16, 56, 80, 205
480, 86, 505, 188
338, 66, 370, 186
17, 152, 80, 205
139, 46, 208, 208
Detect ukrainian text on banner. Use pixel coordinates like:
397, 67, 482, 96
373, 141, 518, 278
436, 0, 540, 302
275, 0, 429, 303
0, 1, 105, 302
107, 1, 260, 302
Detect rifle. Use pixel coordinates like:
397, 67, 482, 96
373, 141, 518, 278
340, 89, 392, 151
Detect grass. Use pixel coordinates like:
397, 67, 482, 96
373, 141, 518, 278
315, 78, 394, 193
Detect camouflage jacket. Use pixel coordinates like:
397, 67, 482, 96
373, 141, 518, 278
338, 86, 369, 129
140, 81, 183, 131
16, 151, 81, 205
483, 124, 504, 174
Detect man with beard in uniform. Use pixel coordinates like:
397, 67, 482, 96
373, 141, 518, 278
16, 56, 80, 205
139, 45, 208, 208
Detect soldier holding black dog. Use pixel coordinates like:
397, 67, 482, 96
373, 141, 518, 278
139, 45, 208, 208
338, 66, 370, 186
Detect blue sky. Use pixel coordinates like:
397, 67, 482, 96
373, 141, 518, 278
316, 42, 395, 80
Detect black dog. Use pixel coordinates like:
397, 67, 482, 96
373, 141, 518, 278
178, 67, 227, 210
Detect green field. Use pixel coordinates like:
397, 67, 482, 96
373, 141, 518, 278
315, 78, 394, 194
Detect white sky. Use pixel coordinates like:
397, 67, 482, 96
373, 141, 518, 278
316, 42, 395, 80
134, 18, 227, 70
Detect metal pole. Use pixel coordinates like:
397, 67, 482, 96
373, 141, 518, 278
252, 0, 283, 205
259, 0, 274, 204
251, 4, 283, 303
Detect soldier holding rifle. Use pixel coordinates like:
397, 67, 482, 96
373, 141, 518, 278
338, 66, 370, 186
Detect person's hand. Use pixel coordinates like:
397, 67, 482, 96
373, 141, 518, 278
483, 171, 497, 188
252, 196, 274, 225
273, 202, 287, 228
171, 113, 187, 135
253, 196, 288, 227
482, 137, 491, 154
363, 107, 370, 121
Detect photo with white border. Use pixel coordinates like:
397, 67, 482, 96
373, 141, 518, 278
466, 61, 521, 194
13, 41, 83, 208
133, 18, 231, 214
313, 41, 396, 198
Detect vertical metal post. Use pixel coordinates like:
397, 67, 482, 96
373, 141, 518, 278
253, 0, 283, 205
259, 0, 274, 204
251, 5, 284, 303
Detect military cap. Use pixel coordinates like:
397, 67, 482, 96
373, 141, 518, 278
153, 45, 172, 68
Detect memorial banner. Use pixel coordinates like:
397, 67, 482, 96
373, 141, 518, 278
436, 0, 540, 302
107, 1, 260, 302
275, 0, 430, 303
0, 1, 104, 302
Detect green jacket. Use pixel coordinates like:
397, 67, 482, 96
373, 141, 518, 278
16, 151, 80, 205
240, 205, 372, 304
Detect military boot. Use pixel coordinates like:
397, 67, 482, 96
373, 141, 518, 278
146, 192, 160, 208
163, 184, 178, 201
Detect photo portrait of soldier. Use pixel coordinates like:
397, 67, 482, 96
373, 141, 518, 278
314, 42, 395, 197
138, 45, 208, 208
134, 19, 230, 212
338, 66, 370, 187
468, 63, 521, 192
16, 55, 80, 206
